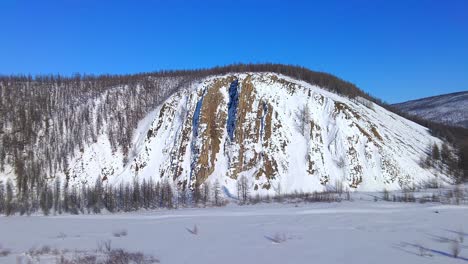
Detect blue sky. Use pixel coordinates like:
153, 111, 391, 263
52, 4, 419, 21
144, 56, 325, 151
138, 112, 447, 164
1, 0, 467, 103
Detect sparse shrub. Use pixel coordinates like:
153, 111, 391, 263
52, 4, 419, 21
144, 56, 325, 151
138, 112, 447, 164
336, 157, 345, 168
97, 240, 112, 252
345, 190, 351, 201
382, 189, 390, 201
334, 180, 344, 195
415, 244, 432, 257
24, 242, 160, 264
418, 245, 425, 256
186, 224, 198, 235
57, 232, 67, 239
113, 229, 128, 238
451, 240, 461, 258
237, 176, 250, 205
266, 232, 287, 244
0, 246, 10, 257
37, 245, 52, 255
419, 196, 429, 204
26, 245, 64, 260
213, 179, 223, 206
453, 185, 464, 205
302, 191, 340, 203
402, 189, 416, 203
274, 182, 283, 203
251, 194, 261, 204
58, 247, 159, 264
423, 178, 440, 189
441, 185, 467, 205
107, 249, 160, 264
74, 255, 97, 264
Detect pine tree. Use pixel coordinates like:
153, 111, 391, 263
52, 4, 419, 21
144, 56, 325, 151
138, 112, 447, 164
193, 183, 201, 206
178, 184, 188, 207
54, 177, 61, 214
432, 144, 440, 160
147, 178, 155, 209
441, 143, 450, 161
0, 181, 5, 214
5, 180, 14, 216
19, 188, 31, 216
104, 184, 115, 212
122, 183, 131, 211
132, 177, 140, 210
161, 179, 173, 208
47, 185, 53, 213
62, 181, 69, 213
81, 182, 88, 214
40, 185, 51, 216
202, 183, 211, 206
155, 182, 161, 207
69, 187, 80, 215
91, 178, 103, 214
141, 178, 148, 209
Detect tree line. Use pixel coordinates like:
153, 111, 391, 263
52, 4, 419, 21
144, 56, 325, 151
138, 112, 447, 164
0, 173, 349, 216
0, 177, 226, 216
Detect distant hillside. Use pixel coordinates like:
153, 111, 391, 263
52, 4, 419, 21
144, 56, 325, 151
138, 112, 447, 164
393, 91, 468, 128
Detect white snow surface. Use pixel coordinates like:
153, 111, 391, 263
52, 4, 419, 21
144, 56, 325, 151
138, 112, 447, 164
0, 199, 467, 263
4, 72, 449, 193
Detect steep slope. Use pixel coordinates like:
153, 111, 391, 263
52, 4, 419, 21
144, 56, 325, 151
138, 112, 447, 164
62, 72, 447, 194
393, 91, 468, 128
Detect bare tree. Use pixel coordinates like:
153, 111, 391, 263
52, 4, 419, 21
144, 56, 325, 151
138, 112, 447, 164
0, 181, 4, 214
202, 183, 211, 206
296, 105, 311, 136
178, 184, 188, 207
237, 176, 249, 204
193, 183, 201, 206
451, 239, 461, 258
5, 180, 14, 216
274, 182, 282, 202
213, 179, 222, 206
54, 177, 61, 214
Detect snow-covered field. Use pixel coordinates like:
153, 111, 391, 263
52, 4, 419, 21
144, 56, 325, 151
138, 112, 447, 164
1, 198, 467, 264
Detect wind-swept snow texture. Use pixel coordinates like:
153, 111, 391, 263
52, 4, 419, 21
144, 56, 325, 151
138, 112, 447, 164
0, 201, 467, 264
35, 73, 447, 193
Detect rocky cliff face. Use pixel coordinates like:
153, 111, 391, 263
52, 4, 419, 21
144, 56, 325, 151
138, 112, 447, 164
62, 72, 446, 194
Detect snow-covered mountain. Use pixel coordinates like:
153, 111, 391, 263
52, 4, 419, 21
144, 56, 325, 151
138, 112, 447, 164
56, 72, 447, 194
393, 91, 468, 128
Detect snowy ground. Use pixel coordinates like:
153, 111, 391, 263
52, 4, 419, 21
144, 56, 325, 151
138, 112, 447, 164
1, 199, 467, 264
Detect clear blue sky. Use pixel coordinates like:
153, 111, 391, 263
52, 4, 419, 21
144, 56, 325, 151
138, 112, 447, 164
1, 0, 467, 103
